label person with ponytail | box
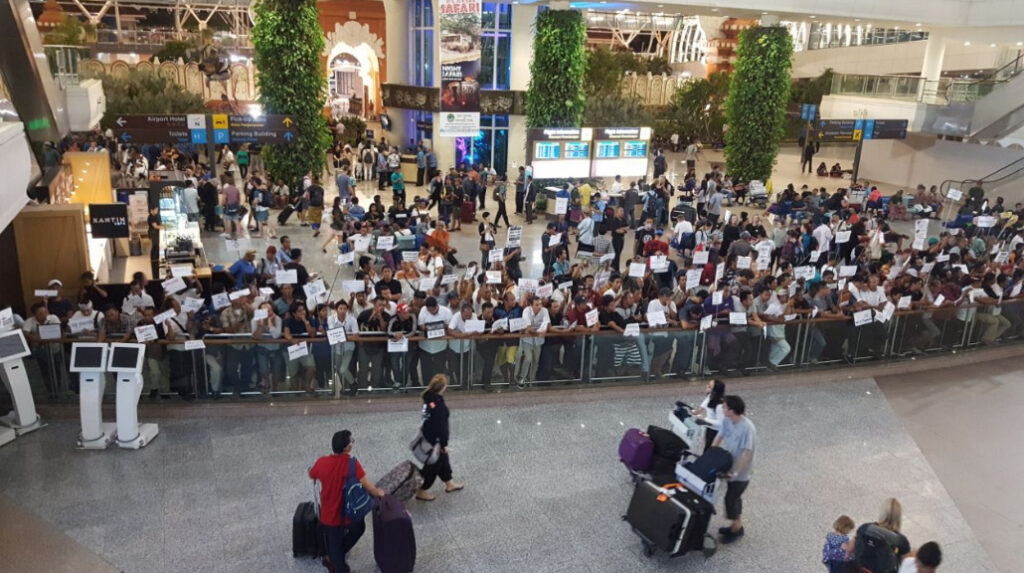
[694,378,726,452]
[415,374,465,501]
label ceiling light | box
[990,43,997,47]
[915,23,922,27]
[1017,41,1023,46]
[658,3,663,6]
[710,7,718,11]
[761,11,768,15]
[854,19,860,22]
[964,41,971,46]
[809,15,817,19]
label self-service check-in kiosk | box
[70,343,116,449]
[0,329,44,446]
[109,343,159,449]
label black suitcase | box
[292,501,324,558]
[278,205,296,225]
[625,480,716,559]
[647,425,686,462]
[682,447,733,484]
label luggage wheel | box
[702,534,717,558]
[642,541,655,558]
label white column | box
[382,0,411,147]
[510,4,537,91]
[921,31,946,87]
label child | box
[822,515,857,573]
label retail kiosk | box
[70,342,116,449]
[109,343,159,449]
[0,329,44,446]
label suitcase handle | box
[655,482,685,501]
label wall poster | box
[438,0,481,137]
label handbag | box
[409,429,441,466]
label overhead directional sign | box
[816,119,909,142]
[113,114,297,146]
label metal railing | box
[12,300,1024,405]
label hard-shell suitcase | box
[460,201,476,223]
[373,494,416,573]
[625,480,716,559]
[647,425,686,462]
[292,501,324,558]
[619,428,654,472]
[376,461,424,503]
[278,204,296,225]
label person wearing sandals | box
[415,374,465,501]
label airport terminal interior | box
[2,0,1024,571]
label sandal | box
[415,492,436,501]
[445,483,465,493]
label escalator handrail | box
[938,155,1024,194]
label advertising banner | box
[89,204,130,238]
[438,0,481,137]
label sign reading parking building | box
[113,114,297,146]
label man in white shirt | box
[813,220,833,254]
[610,175,623,194]
[672,218,694,246]
[418,296,453,381]
[898,541,942,573]
[181,180,201,222]
[516,296,549,387]
[121,280,155,318]
[646,287,678,378]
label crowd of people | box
[18,132,1024,401]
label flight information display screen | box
[622,141,647,158]
[534,142,560,160]
[564,142,589,159]
[596,141,620,158]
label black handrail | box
[939,154,1024,196]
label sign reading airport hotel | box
[438,0,481,137]
[113,114,296,145]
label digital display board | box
[622,141,648,158]
[564,142,590,159]
[534,142,560,160]
[596,141,620,158]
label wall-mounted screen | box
[534,142,561,160]
[564,142,589,159]
[623,141,647,158]
[596,141,620,158]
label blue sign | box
[801,104,818,121]
[213,129,230,144]
[190,129,207,144]
[863,120,876,140]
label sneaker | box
[719,528,744,543]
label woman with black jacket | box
[415,374,465,501]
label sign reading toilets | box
[438,0,481,137]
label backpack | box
[343,458,375,521]
[854,524,902,573]
[362,149,374,164]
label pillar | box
[920,31,946,92]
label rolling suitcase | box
[278,204,296,225]
[460,201,476,223]
[373,494,416,573]
[618,428,654,472]
[376,461,424,503]
[625,480,716,559]
[291,501,324,558]
[647,425,686,462]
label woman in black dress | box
[415,374,465,501]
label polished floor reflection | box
[0,376,994,572]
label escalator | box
[920,54,1024,140]
[937,155,1024,220]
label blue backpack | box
[343,458,374,521]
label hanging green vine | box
[251,0,331,185]
[526,10,587,128]
[724,26,794,183]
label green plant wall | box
[724,26,793,182]
[252,0,331,184]
[526,10,587,128]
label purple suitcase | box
[619,428,654,472]
[373,494,416,573]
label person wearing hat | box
[256,245,283,286]
[309,430,386,573]
[751,285,791,371]
[228,249,258,290]
[387,302,417,391]
[42,279,73,323]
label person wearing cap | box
[228,249,258,290]
[387,302,417,391]
[751,285,790,371]
[309,430,386,573]
[43,279,73,323]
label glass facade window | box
[456,115,509,175]
[479,2,512,90]
[409,0,434,87]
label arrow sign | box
[120,132,131,142]
[283,131,294,142]
[116,117,126,127]
[283,117,294,127]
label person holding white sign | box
[283,302,321,393]
[21,302,64,398]
[645,288,678,379]
[354,298,391,395]
[127,307,171,400]
[219,293,254,396]
[251,301,284,393]
[387,302,418,391]
[514,296,549,388]
[157,298,195,400]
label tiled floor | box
[0,376,995,572]
[878,357,1024,573]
